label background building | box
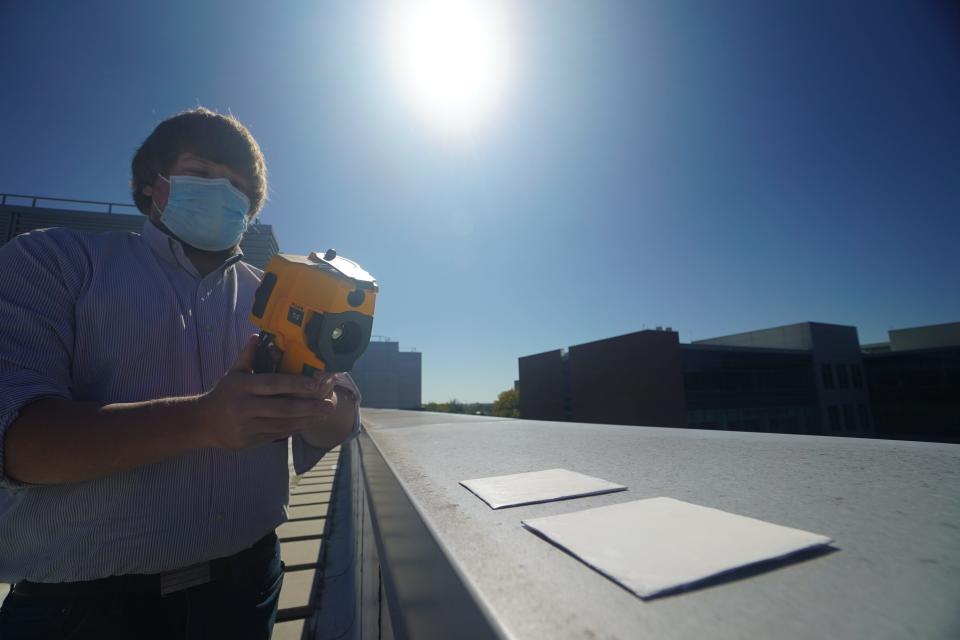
[350,338,422,409]
[860,322,960,441]
[518,350,566,421]
[681,343,821,435]
[1,193,279,269]
[692,322,872,436]
[568,330,687,428]
[519,321,960,441]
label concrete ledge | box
[356,409,960,640]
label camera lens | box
[331,322,362,355]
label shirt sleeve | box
[0,229,84,491]
[291,372,362,475]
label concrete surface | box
[359,409,960,639]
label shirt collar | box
[142,220,244,278]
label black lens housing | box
[304,310,374,372]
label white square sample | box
[460,468,627,509]
[523,497,833,598]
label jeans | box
[0,534,284,640]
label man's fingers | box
[317,379,336,399]
[246,431,299,448]
[247,397,335,419]
[312,371,336,385]
[245,373,327,397]
[324,390,338,412]
[230,335,260,373]
[251,416,325,435]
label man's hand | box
[196,336,340,450]
[4,336,354,486]
[300,378,360,450]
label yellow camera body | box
[249,249,378,376]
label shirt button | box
[214,512,225,522]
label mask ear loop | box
[151,173,171,215]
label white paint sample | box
[523,497,833,598]
[460,468,627,509]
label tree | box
[492,388,520,418]
[420,400,494,415]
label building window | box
[822,363,834,389]
[828,405,840,431]
[837,364,849,389]
[843,404,856,431]
[851,364,863,389]
[858,404,870,430]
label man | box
[0,108,360,639]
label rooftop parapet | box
[315,409,959,639]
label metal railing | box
[0,193,271,227]
[0,193,138,215]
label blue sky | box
[2,1,959,402]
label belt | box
[12,532,277,598]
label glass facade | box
[843,404,856,431]
[858,403,871,430]
[686,405,820,434]
[851,363,863,388]
[822,363,834,389]
[828,405,841,431]
[864,346,960,441]
[837,364,849,389]
[683,346,821,435]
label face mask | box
[154,174,251,251]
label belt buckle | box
[159,561,212,596]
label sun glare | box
[384,0,515,138]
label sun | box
[384,0,516,138]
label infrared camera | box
[249,249,378,375]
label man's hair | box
[131,107,267,217]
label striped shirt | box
[0,221,359,583]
